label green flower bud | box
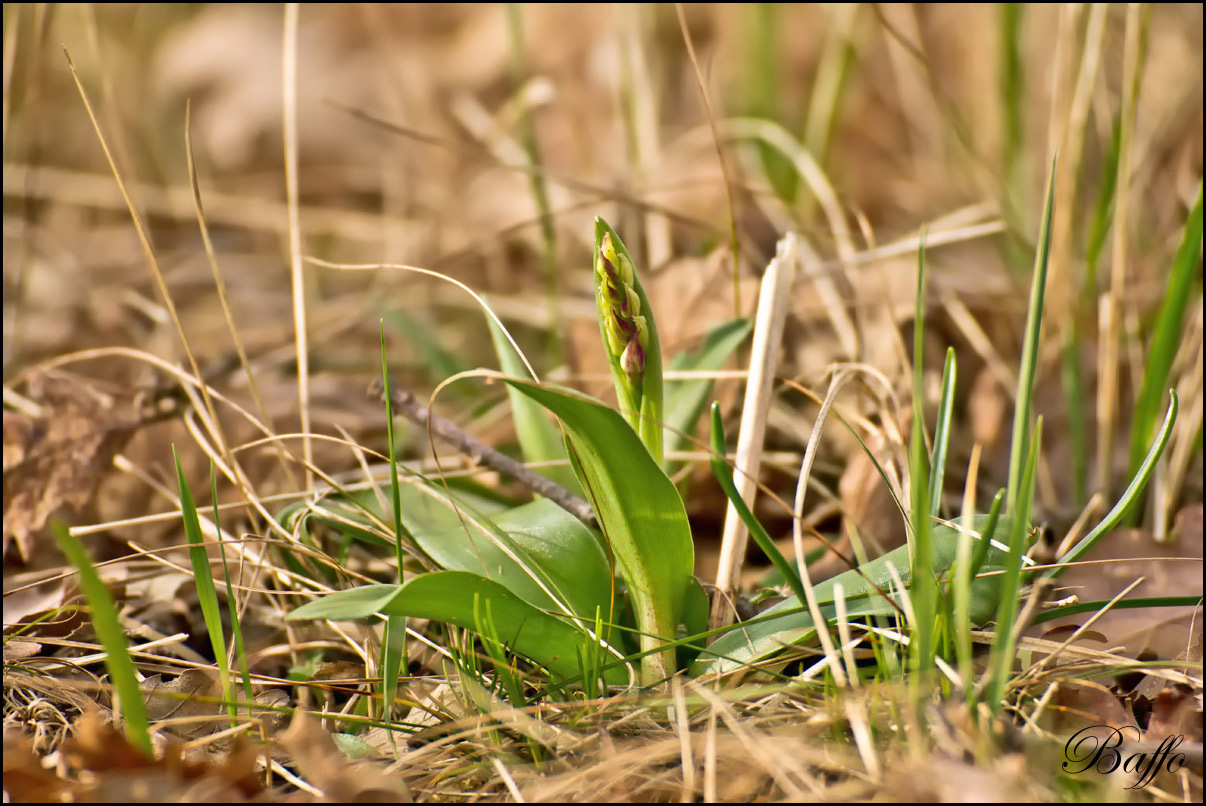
[593,217,663,466]
[620,335,645,378]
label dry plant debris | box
[3,3,1202,802]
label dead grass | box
[3,4,1202,802]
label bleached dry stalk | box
[708,233,800,631]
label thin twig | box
[370,379,596,526]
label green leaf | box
[1007,158,1055,513]
[175,451,234,722]
[1127,183,1202,491]
[665,318,753,462]
[502,378,694,684]
[287,571,629,685]
[692,515,1025,676]
[52,522,152,755]
[708,402,805,606]
[409,496,615,640]
[1046,391,1179,579]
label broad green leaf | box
[503,378,694,683]
[284,475,615,639]
[410,497,614,640]
[665,318,753,462]
[278,476,512,551]
[692,515,1027,676]
[287,571,629,685]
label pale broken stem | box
[282,3,312,490]
[709,233,800,631]
[371,379,596,526]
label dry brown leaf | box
[278,711,414,803]
[1050,680,1141,735]
[1037,517,1204,662]
[3,731,85,802]
[1143,683,1203,744]
[3,372,139,561]
[141,669,225,731]
[60,707,266,802]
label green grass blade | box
[742,3,795,202]
[1046,391,1179,579]
[506,2,561,362]
[709,402,805,606]
[928,348,957,517]
[379,614,405,725]
[209,466,252,707]
[1031,595,1204,624]
[380,323,408,580]
[51,522,152,756]
[1084,113,1122,284]
[1060,330,1089,506]
[910,232,937,681]
[999,3,1027,224]
[1007,158,1056,514]
[173,448,234,723]
[379,324,408,733]
[986,418,1043,714]
[1126,183,1203,494]
[953,489,1006,702]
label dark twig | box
[369,379,596,526]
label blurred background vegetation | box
[3,4,1201,799]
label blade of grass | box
[52,522,152,756]
[1046,391,1179,579]
[928,347,956,516]
[742,3,795,202]
[1084,113,1122,287]
[999,3,1027,230]
[173,447,234,724]
[1031,595,1204,624]
[664,318,753,466]
[1126,183,1203,499]
[208,466,252,708]
[954,488,1006,704]
[378,325,407,732]
[1060,329,1088,506]
[985,417,1043,714]
[709,402,805,606]
[1007,158,1056,513]
[909,233,937,685]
